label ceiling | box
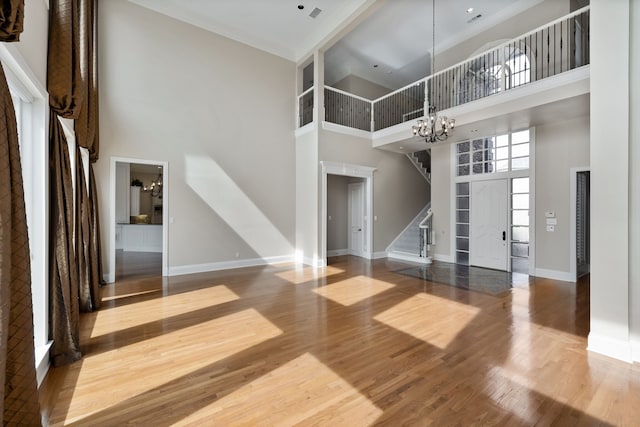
[129,0,543,91]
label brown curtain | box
[48,0,102,366]
[48,0,84,366]
[75,0,102,311]
[0,1,42,425]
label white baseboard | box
[168,254,296,277]
[587,332,633,363]
[632,340,640,363]
[327,249,349,257]
[433,254,454,263]
[534,268,573,282]
[103,272,115,284]
[35,341,52,387]
[387,251,432,265]
[370,251,388,259]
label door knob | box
[502,231,506,241]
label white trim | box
[370,251,388,259]
[325,85,372,103]
[528,127,536,276]
[320,161,376,268]
[632,340,640,363]
[322,121,371,139]
[387,252,432,265]
[35,341,52,387]
[434,254,454,263]
[569,166,590,282]
[168,254,296,277]
[0,44,47,99]
[327,249,349,257]
[295,122,315,137]
[108,157,169,283]
[534,268,573,282]
[303,256,327,268]
[587,332,633,363]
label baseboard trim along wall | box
[387,251,431,264]
[534,268,573,282]
[327,249,349,257]
[370,251,388,259]
[433,254,454,263]
[587,332,633,363]
[632,341,640,363]
[168,255,296,276]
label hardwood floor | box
[39,256,639,426]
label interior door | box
[348,182,364,256]
[470,179,508,270]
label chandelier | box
[412,0,455,144]
[143,169,163,198]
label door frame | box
[570,166,590,282]
[108,156,169,282]
[320,161,376,266]
[347,181,365,257]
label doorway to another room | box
[326,174,366,258]
[110,158,169,283]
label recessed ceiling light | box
[298,4,304,10]
[373,64,379,68]
[466,7,474,13]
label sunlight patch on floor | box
[374,294,480,349]
[174,352,382,426]
[60,309,282,425]
[276,265,345,285]
[90,284,240,338]
[313,275,395,306]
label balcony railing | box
[324,87,371,131]
[302,6,590,133]
[298,87,314,127]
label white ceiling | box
[129,0,543,91]
[128,0,371,61]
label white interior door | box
[470,179,508,270]
[348,182,364,256]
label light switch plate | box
[546,225,555,232]
[546,218,557,225]
[545,211,556,218]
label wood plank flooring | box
[39,256,640,426]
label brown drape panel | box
[0,1,42,424]
[75,0,102,312]
[48,0,84,366]
[49,115,82,366]
[48,0,103,366]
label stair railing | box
[419,208,433,259]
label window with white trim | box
[456,130,530,177]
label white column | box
[588,0,632,362]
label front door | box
[348,182,364,256]
[470,179,508,270]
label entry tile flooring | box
[395,261,531,297]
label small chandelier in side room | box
[412,0,455,144]
[143,168,163,198]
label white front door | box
[470,179,508,270]
[348,182,364,256]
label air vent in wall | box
[467,13,482,24]
[309,7,322,18]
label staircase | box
[387,203,432,264]
[407,149,431,183]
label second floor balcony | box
[297,6,590,152]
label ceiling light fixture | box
[412,0,455,144]
[143,167,163,198]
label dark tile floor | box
[394,261,531,296]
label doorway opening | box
[321,162,376,266]
[109,157,169,283]
[571,168,590,280]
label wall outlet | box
[546,225,555,232]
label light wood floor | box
[39,256,639,426]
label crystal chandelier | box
[412,0,455,144]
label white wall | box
[98,0,296,274]
[535,117,590,276]
[295,129,319,264]
[318,129,429,252]
[588,0,632,362]
[430,143,452,261]
[13,0,48,86]
[630,0,640,362]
